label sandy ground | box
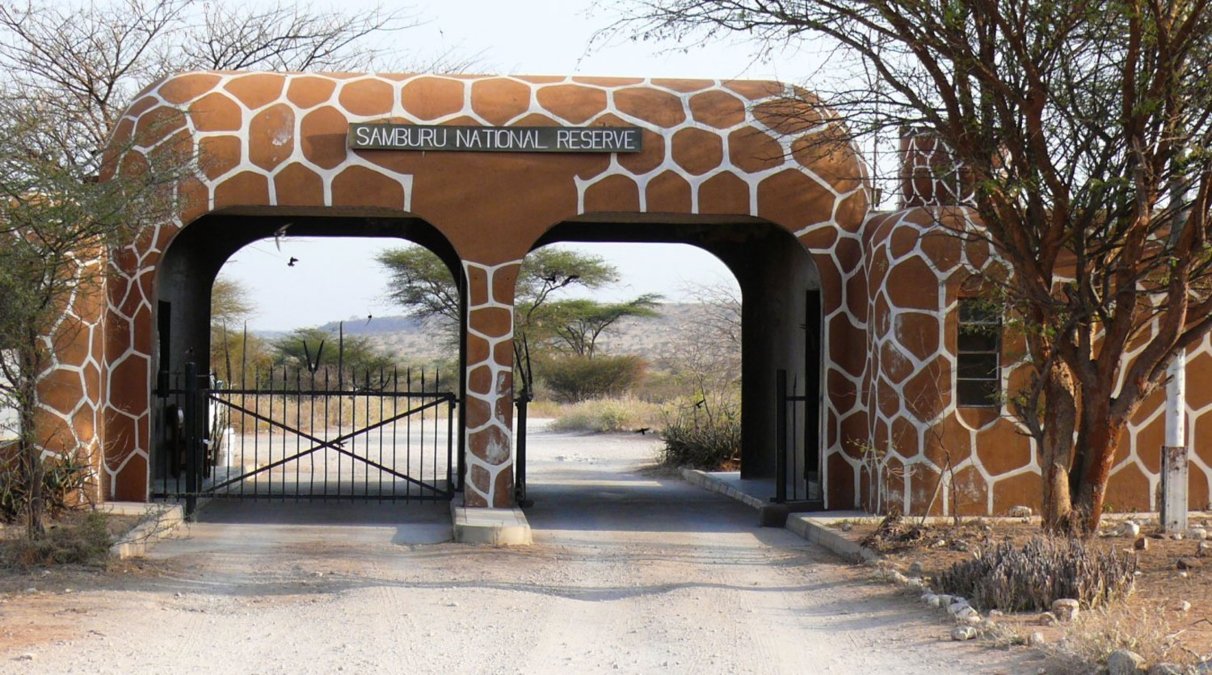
[0,422,1045,674]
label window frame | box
[955,298,1001,408]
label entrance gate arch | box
[80,72,869,511]
[152,216,465,510]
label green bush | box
[659,399,741,469]
[539,354,647,403]
[935,536,1137,612]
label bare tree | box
[619,1,1212,534]
[179,1,411,72]
[0,1,415,168]
[0,0,426,537]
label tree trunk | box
[1040,371,1077,532]
[19,371,44,539]
[1071,396,1125,535]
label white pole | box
[1162,351,1188,533]
[1165,351,1186,448]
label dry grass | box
[217,393,452,435]
[837,518,1212,671]
[0,511,123,569]
[1046,604,1201,671]
[539,397,664,433]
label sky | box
[221,0,835,331]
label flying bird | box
[365,314,373,325]
[288,257,299,267]
[273,222,293,251]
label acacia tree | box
[538,295,662,358]
[623,0,1212,533]
[0,0,416,536]
[378,246,660,394]
[379,246,623,336]
[0,99,181,536]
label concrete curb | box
[451,503,533,545]
[680,468,767,510]
[786,515,881,564]
[106,502,185,560]
[681,469,884,562]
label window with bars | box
[956,299,1001,407]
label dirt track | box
[0,425,1044,674]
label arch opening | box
[151,214,466,504]
[518,217,823,505]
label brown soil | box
[835,515,1212,666]
[0,514,155,658]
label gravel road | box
[0,423,1044,674]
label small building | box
[25,71,1212,517]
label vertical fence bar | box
[791,376,801,502]
[363,368,371,498]
[446,394,455,498]
[253,365,262,500]
[515,395,528,505]
[183,362,200,517]
[775,368,788,504]
[431,368,441,494]
[406,367,413,502]
[293,368,300,499]
[307,369,315,498]
[421,368,431,494]
[378,366,385,502]
[279,365,287,500]
[322,369,330,498]
[392,367,400,501]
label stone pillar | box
[462,260,518,508]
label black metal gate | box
[774,368,824,508]
[154,362,458,514]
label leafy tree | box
[207,276,275,386]
[622,0,1212,533]
[272,327,399,379]
[378,247,464,325]
[211,277,254,327]
[0,0,419,537]
[535,294,662,358]
[0,100,182,537]
[378,245,620,330]
[379,245,662,396]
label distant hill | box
[316,315,428,335]
[280,304,713,363]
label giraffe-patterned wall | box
[34,71,1206,514]
[851,138,1212,516]
[76,72,869,507]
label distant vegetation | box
[211,250,743,470]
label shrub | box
[1,510,113,568]
[539,354,647,403]
[659,398,741,469]
[935,536,1137,612]
[547,397,664,433]
[0,452,93,523]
